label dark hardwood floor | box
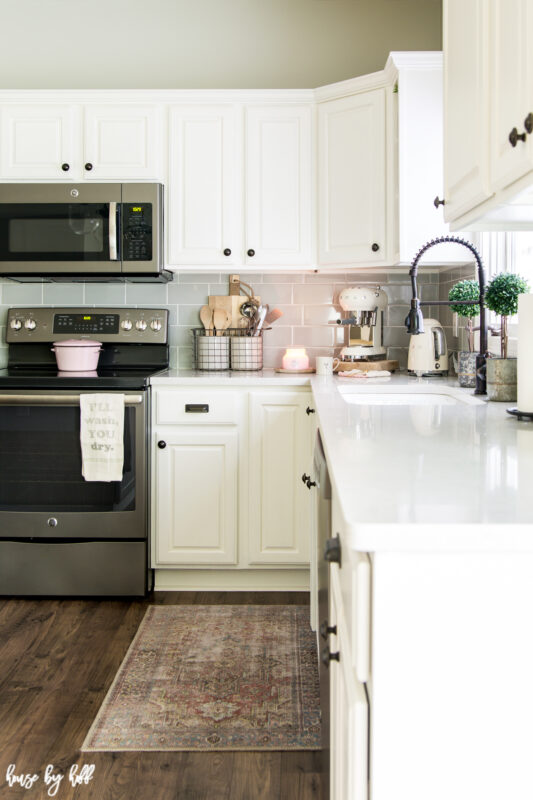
[0,592,323,800]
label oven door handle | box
[109,201,119,261]
[0,394,144,405]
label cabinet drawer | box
[155,390,238,425]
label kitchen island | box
[309,372,533,800]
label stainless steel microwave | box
[0,183,171,282]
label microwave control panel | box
[122,204,153,261]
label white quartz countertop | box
[311,374,533,552]
[150,368,312,386]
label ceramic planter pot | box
[486,357,517,402]
[454,351,477,388]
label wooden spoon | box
[200,305,214,335]
[213,307,231,336]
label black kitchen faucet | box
[405,235,488,395]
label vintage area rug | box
[82,605,321,751]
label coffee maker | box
[336,287,388,361]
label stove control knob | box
[10,318,22,330]
[150,319,162,332]
[24,318,36,330]
[121,319,133,331]
[136,320,147,331]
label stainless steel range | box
[0,306,169,597]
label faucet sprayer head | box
[405,299,424,334]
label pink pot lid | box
[52,339,102,348]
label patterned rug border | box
[81,604,321,753]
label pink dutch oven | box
[51,339,103,372]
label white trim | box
[154,568,310,591]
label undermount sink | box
[337,384,485,406]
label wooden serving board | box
[208,295,261,329]
[336,359,399,372]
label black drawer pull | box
[320,620,337,640]
[324,534,341,566]
[321,645,340,668]
[185,404,209,413]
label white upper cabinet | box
[82,105,161,180]
[0,100,161,182]
[0,105,76,179]
[168,104,240,266]
[167,101,313,268]
[244,105,313,266]
[489,0,533,192]
[443,0,492,223]
[318,89,387,266]
[444,0,533,229]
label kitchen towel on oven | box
[79,394,125,482]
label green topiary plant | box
[485,272,529,358]
[448,279,480,352]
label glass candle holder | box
[282,348,309,370]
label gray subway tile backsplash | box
[0,268,472,370]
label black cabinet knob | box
[84,162,93,171]
[306,478,317,490]
[525,113,533,134]
[371,242,380,252]
[321,645,340,668]
[306,406,315,415]
[157,440,167,449]
[433,196,445,209]
[509,127,527,147]
[247,249,255,257]
[223,248,231,256]
[320,620,337,640]
[324,534,341,566]
[301,473,310,484]
[61,163,70,171]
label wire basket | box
[191,329,263,371]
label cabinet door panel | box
[0,105,76,179]
[245,105,312,266]
[154,429,238,565]
[489,0,533,192]
[83,105,161,180]
[318,89,386,265]
[443,0,492,221]
[168,105,239,266]
[248,392,312,564]
[330,564,369,800]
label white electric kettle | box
[407,318,448,376]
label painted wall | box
[0,0,442,89]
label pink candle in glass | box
[282,348,309,370]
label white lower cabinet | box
[329,563,369,800]
[248,391,313,564]
[154,428,239,565]
[327,508,533,799]
[151,385,313,588]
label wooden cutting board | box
[336,359,399,372]
[208,295,261,329]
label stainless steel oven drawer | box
[0,540,147,596]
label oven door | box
[0,390,147,540]
[0,183,121,274]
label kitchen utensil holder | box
[192,329,263,371]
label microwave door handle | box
[109,202,118,261]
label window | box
[474,231,533,354]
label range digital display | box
[53,313,119,335]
